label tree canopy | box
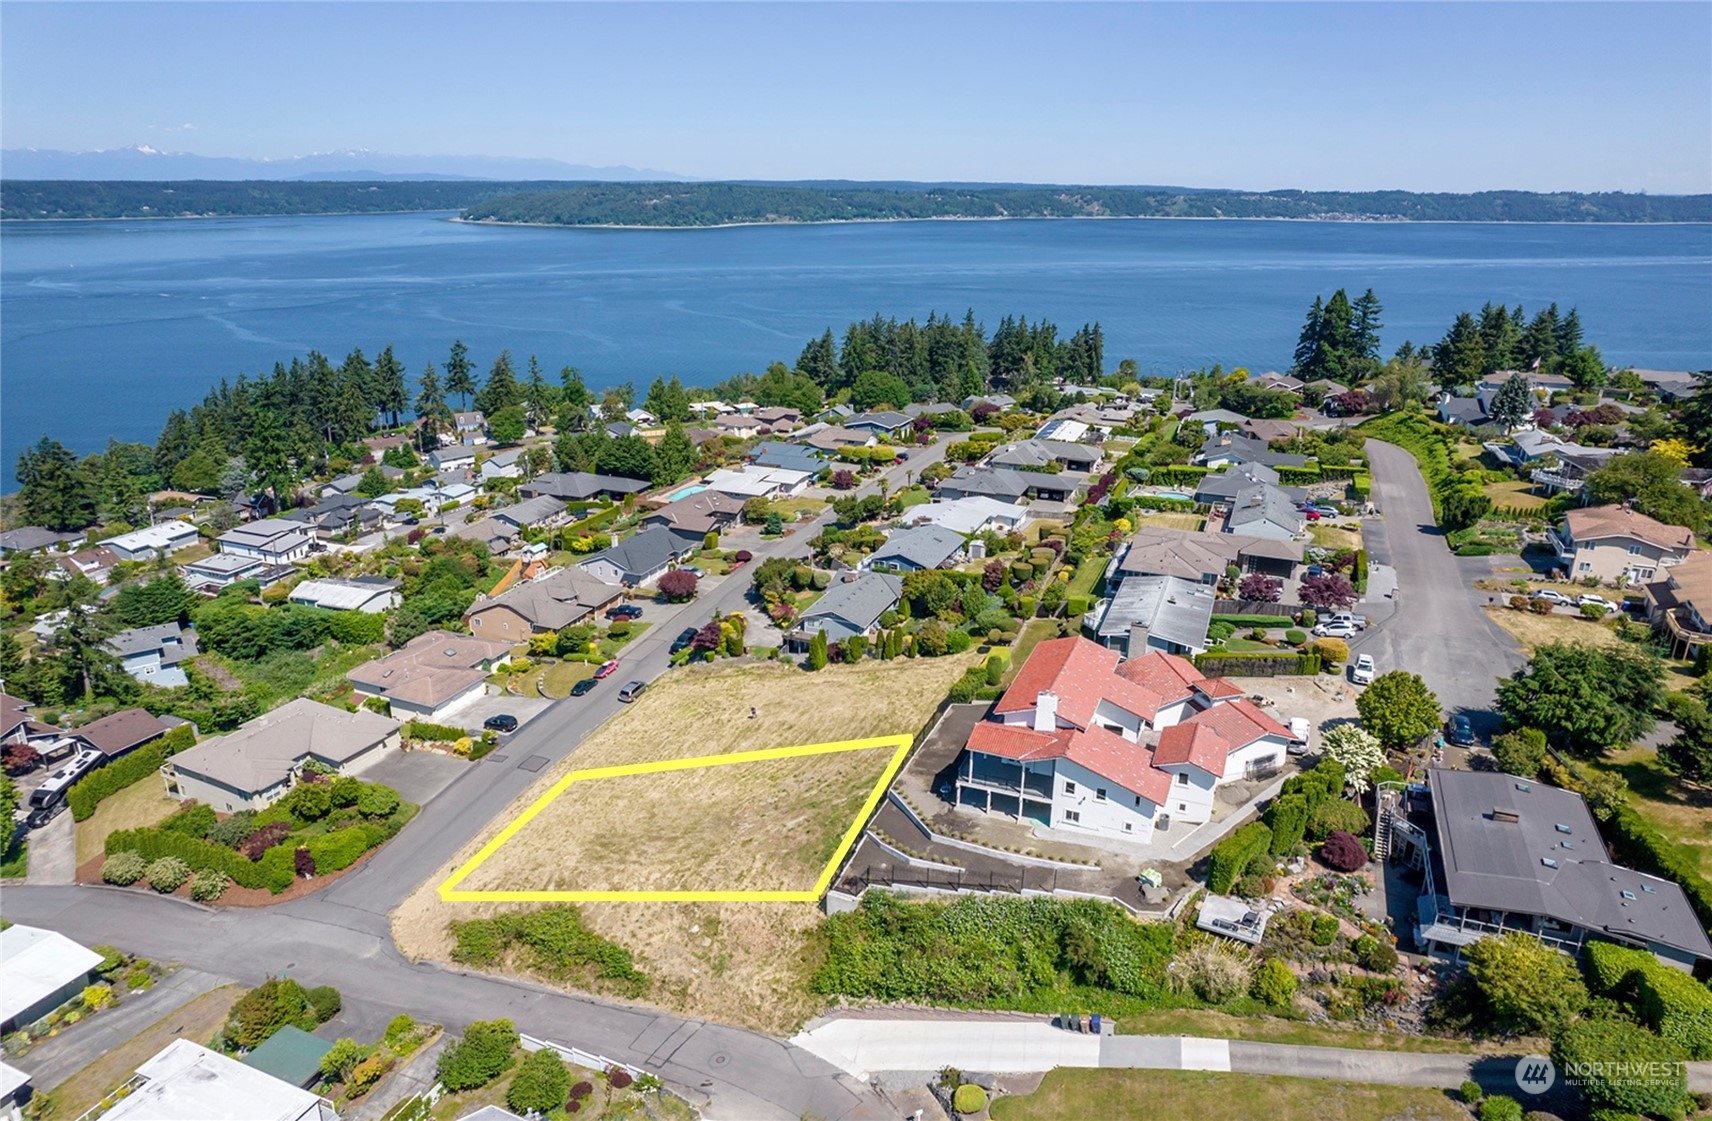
[1495,642,1664,755]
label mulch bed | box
[73,842,385,908]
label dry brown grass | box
[990,1069,1469,1121]
[76,779,180,865]
[1131,511,1205,531]
[1307,523,1364,552]
[1482,479,1549,511]
[48,986,243,1116]
[392,654,976,1033]
[1484,606,1623,654]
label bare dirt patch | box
[392,654,977,1033]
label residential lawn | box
[1130,511,1204,531]
[597,622,650,657]
[1066,560,1105,599]
[772,495,831,520]
[1115,1008,1525,1054]
[392,654,979,1034]
[402,1057,694,1121]
[1482,479,1549,511]
[894,485,932,509]
[1308,523,1364,552]
[76,778,180,865]
[1483,606,1623,655]
[1586,744,1712,883]
[1219,638,1277,653]
[1002,619,1060,686]
[45,986,244,1118]
[0,838,26,879]
[539,660,595,699]
[694,549,733,575]
[171,542,216,566]
[990,1069,1468,1121]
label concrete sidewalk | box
[19,967,228,1088]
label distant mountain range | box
[0,145,685,182]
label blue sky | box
[3,2,1708,193]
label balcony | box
[1545,527,1576,566]
[1658,606,1712,659]
[1529,467,1585,495]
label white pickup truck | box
[1325,612,1368,631]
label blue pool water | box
[1151,492,1194,502]
[669,484,708,501]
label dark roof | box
[750,442,824,472]
[73,708,169,757]
[0,527,76,552]
[846,410,911,431]
[106,622,200,666]
[937,465,1032,500]
[583,526,685,581]
[1429,769,1712,960]
[520,472,650,501]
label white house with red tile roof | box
[955,636,1292,840]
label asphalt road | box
[1,444,950,1121]
[1352,440,1524,738]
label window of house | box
[1178,803,1187,812]
[1628,545,1643,555]
[1134,795,1143,807]
[1095,788,1107,801]
[1063,781,1076,795]
[1123,822,1132,832]
[1064,810,1080,823]
[1578,563,1591,572]
[1176,772,1189,785]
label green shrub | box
[160,803,217,838]
[189,870,227,902]
[1459,1079,1483,1104]
[1492,727,1548,779]
[448,907,648,998]
[952,1084,988,1114]
[1553,1016,1690,1118]
[145,857,190,893]
[92,945,125,974]
[305,985,341,1023]
[329,777,362,807]
[506,1047,570,1113]
[1251,959,1298,1006]
[101,851,146,886]
[1284,629,1306,646]
[307,826,383,873]
[1310,914,1340,946]
[1634,962,1712,1058]
[1584,941,1658,996]
[1352,934,1398,973]
[1477,1095,1522,1121]
[1603,804,1712,930]
[223,977,318,1050]
[281,782,332,822]
[436,1018,519,1092]
[1263,794,1307,854]
[401,721,469,743]
[1307,799,1370,841]
[357,783,400,818]
[106,826,293,893]
[207,811,257,848]
[1207,822,1272,895]
[384,1013,419,1052]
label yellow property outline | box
[437,734,912,903]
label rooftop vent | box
[1515,782,1533,792]
[1492,808,1521,823]
[1620,890,1637,901]
[1554,823,1573,834]
[1541,857,1559,869]
[1641,884,1657,894]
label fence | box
[520,1033,645,1080]
[1212,600,1297,617]
[836,863,1068,897]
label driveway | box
[438,691,553,735]
[19,965,227,1088]
[358,749,471,808]
[24,808,75,885]
[1351,441,1525,740]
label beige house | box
[1645,551,1712,660]
[1549,506,1696,584]
[345,630,513,721]
[163,699,400,813]
[464,564,623,639]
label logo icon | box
[1515,1054,1556,1094]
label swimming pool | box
[668,484,708,501]
[1151,492,1193,502]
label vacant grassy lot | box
[1308,522,1364,552]
[990,1069,1468,1121]
[394,654,977,1032]
[1588,744,1712,883]
[1484,606,1622,654]
[1482,478,1549,511]
[1131,511,1204,531]
[76,778,180,865]
[47,986,243,1117]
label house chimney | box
[1034,691,1058,732]
[1128,623,1151,659]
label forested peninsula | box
[3,179,1707,223]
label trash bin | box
[1090,1014,1102,1035]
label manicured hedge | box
[1208,821,1272,894]
[106,826,295,893]
[1603,803,1712,930]
[1263,793,1307,854]
[1194,653,1320,677]
[402,721,470,742]
[306,825,387,873]
[67,725,197,821]
[1147,465,1211,486]
[1276,466,1323,485]
[1214,614,1300,627]
[1635,961,1712,1058]
[1584,941,1657,996]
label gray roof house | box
[578,526,693,587]
[449,516,518,553]
[988,439,1101,472]
[961,394,1016,411]
[519,472,650,502]
[1437,392,1489,428]
[164,698,401,813]
[861,524,967,572]
[288,577,401,613]
[1413,768,1712,970]
[0,528,78,554]
[492,495,568,531]
[1193,462,1281,504]
[106,623,200,689]
[465,564,623,638]
[1183,408,1249,433]
[750,442,825,474]
[934,465,1032,503]
[429,445,478,471]
[1224,484,1304,541]
[1091,574,1216,656]
[477,447,528,482]
[216,520,314,563]
[1194,434,1310,470]
[844,410,913,437]
[792,572,904,646]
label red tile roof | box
[994,636,1173,725]
[1153,722,1230,773]
[966,721,1070,763]
[1113,650,1205,702]
[1184,697,1291,746]
[1196,677,1245,699]
[1062,725,1172,804]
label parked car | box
[25,801,66,830]
[1310,504,1340,517]
[1312,620,1358,639]
[670,627,698,654]
[1286,717,1312,755]
[1302,509,1322,521]
[570,677,599,697]
[1351,654,1376,685]
[1577,593,1615,611]
[484,714,518,734]
[1326,612,1368,631]
[617,680,647,703]
[606,604,644,621]
[1306,564,1325,577]
[1529,589,1573,606]
[1447,714,1476,746]
[593,659,621,679]
[682,566,707,579]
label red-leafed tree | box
[1319,830,1368,871]
[831,469,858,491]
[1238,574,1282,602]
[2,743,40,775]
[657,569,699,602]
[981,559,1005,592]
[690,619,724,653]
[1299,572,1358,609]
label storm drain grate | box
[487,754,509,763]
[519,755,550,773]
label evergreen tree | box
[415,362,452,451]
[1431,312,1486,388]
[558,367,590,428]
[15,437,97,531]
[444,340,476,410]
[1292,296,1324,376]
[595,435,657,481]
[807,630,829,671]
[372,345,408,427]
[153,408,196,480]
[523,356,553,429]
[1489,372,1533,431]
[356,467,391,498]
[1556,307,1584,357]
[474,350,521,416]
[1350,288,1384,372]
[1518,304,1561,370]
[1477,303,1519,374]
[652,422,696,486]
[797,329,840,389]
[1315,289,1356,380]
[1675,372,1712,467]
[244,408,294,512]
[644,375,692,423]
[1561,344,1608,392]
